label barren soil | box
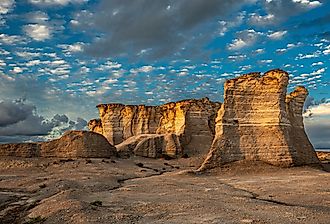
[0,156,329,224]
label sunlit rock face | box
[89,98,221,158]
[199,69,320,170]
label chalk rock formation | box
[40,131,117,158]
[0,131,116,158]
[199,69,320,170]
[116,134,182,158]
[89,98,220,158]
[0,143,40,158]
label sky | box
[0,0,329,148]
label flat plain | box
[0,156,329,224]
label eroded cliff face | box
[199,69,319,170]
[89,98,221,157]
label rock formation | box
[40,131,117,158]
[0,143,40,158]
[116,134,182,158]
[199,69,320,170]
[0,131,116,158]
[89,98,221,158]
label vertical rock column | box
[199,69,320,170]
[286,87,320,165]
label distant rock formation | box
[89,98,221,158]
[199,69,320,170]
[0,131,116,158]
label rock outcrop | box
[0,143,40,158]
[116,134,182,158]
[89,98,221,158]
[40,131,117,158]
[0,131,116,158]
[199,69,320,170]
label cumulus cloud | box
[0,100,34,127]
[248,13,275,26]
[0,99,88,143]
[218,12,245,36]
[267,30,287,40]
[249,0,322,26]
[23,24,52,41]
[0,33,25,45]
[304,99,330,148]
[227,29,262,51]
[76,0,255,60]
[0,0,15,14]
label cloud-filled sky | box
[0,0,329,148]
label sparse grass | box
[24,216,47,224]
[90,200,102,206]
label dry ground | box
[0,156,329,224]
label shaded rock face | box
[40,131,117,158]
[200,70,320,170]
[90,98,221,158]
[116,134,182,158]
[0,143,40,158]
[0,131,116,158]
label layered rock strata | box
[0,131,116,158]
[89,98,221,158]
[199,69,320,170]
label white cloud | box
[267,30,287,40]
[0,0,15,14]
[218,13,245,36]
[259,59,273,64]
[311,62,323,66]
[249,13,275,26]
[16,51,41,58]
[26,60,41,66]
[304,101,330,117]
[296,52,320,59]
[0,33,24,45]
[130,65,154,73]
[311,68,325,76]
[292,0,322,8]
[26,11,49,23]
[96,61,122,71]
[276,42,302,53]
[23,24,51,41]
[28,0,88,6]
[12,66,23,74]
[254,48,265,54]
[228,54,247,61]
[57,42,84,55]
[323,45,330,55]
[228,29,262,51]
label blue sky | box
[0,0,329,148]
